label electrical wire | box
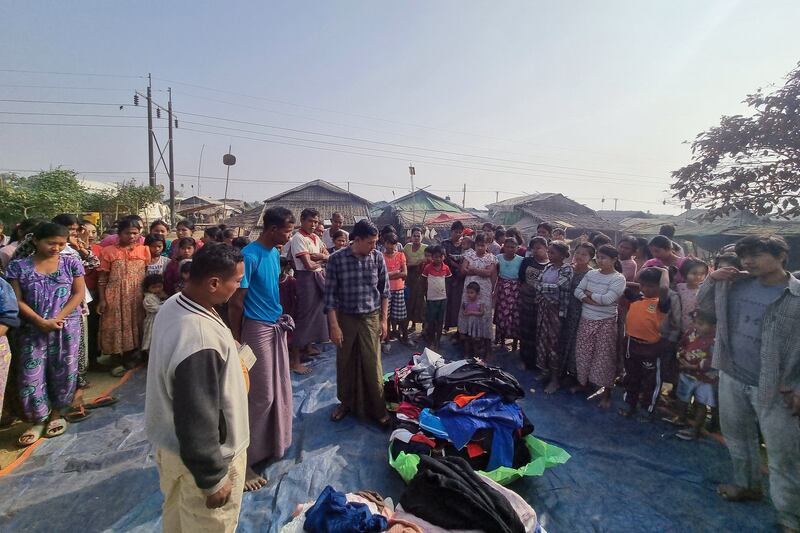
[0,68,144,79]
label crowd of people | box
[0,210,798,532]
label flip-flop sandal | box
[65,405,93,423]
[17,423,46,447]
[45,418,67,438]
[110,366,127,378]
[85,395,119,410]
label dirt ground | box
[0,370,122,470]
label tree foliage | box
[0,170,163,222]
[672,62,800,220]
[0,169,87,220]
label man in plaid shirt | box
[325,220,390,427]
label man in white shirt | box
[322,212,348,249]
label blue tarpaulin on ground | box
[0,341,777,532]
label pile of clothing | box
[281,463,541,532]
[385,349,549,479]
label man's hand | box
[329,324,343,347]
[97,300,107,315]
[710,266,748,282]
[205,478,232,509]
[779,385,800,417]
[380,318,388,341]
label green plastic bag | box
[388,434,570,485]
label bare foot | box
[291,362,312,375]
[544,379,559,394]
[244,466,268,492]
[305,344,321,356]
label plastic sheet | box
[0,341,779,532]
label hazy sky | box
[2,1,800,213]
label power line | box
[0,121,153,129]
[0,68,144,79]
[0,98,129,107]
[179,125,666,187]
[0,83,142,92]
[0,111,144,120]
[174,109,667,181]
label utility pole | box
[614,198,618,211]
[197,144,205,197]
[495,191,499,204]
[222,147,236,224]
[409,164,416,228]
[147,73,155,186]
[167,87,176,227]
[462,183,466,209]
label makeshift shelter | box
[225,179,372,238]
[623,209,800,268]
[488,193,620,240]
[374,189,486,240]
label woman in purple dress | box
[6,223,85,446]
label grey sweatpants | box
[719,371,800,530]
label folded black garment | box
[431,363,525,407]
[400,455,525,533]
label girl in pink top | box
[383,233,409,345]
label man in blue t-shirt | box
[698,235,800,533]
[229,207,295,494]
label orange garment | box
[453,391,485,407]
[384,251,407,291]
[625,296,665,344]
[98,244,150,354]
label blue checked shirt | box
[325,247,389,315]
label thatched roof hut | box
[224,179,372,237]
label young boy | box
[383,233,409,346]
[619,267,672,419]
[421,246,451,349]
[673,309,717,440]
[164,237,196,295]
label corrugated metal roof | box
[487,192,559,210]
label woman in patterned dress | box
[457,234,498,357]
[97,218,150,376]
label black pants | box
[621,337,663,413]
[86,300,101,368]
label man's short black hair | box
[537,222,553,233]
[263,207,295,230]
[300,208,319,221]
[659,224,676,239]
[482,222,494,231]
[450,221,465,232]
[52,213,79,227]
[734,235,790,265]
[189,242,243,281]
[351,220,378,239]
[494,228,506,241]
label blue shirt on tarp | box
[240,241,282,323]
[436,394,523,471]
[304,485,388,533]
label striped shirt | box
[325,246,389,314]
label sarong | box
[405,264,426,323]
[575,316,618,388]
[518,285,537,369]
[242,318,292,465]
[493,278,520,339]
[0,336,10,415]
[293,270,328,347]
[444,275,465,329]
[535,294,563,374]
[337,311,386,420]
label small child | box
[328,230,348,255]
[620,267,672,419]
[164,237,195,295]
[421,245,451,349]
[141,273,166,357]
[175,260,192,294]
[383,233,409,345]
[145,235,170,276]
[461,281,485,358]
[675,259,709,334]
[279,257,309,375]
[673,310,717,440]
